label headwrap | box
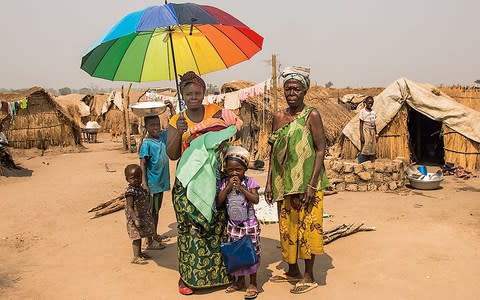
[179,71,206,94]
[281,66,311,90]
[225,145,250,169]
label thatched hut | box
[340,78,480,170]
[0,87,81,149]
[221,80,255,94]
[94,87,177,135]
[55,94,94,126]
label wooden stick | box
[87,194,124,212]
[323,223,376,245]
[90,199,126,219]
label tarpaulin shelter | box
[340,78,480,170]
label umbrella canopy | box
[81,3,263,83]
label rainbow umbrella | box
[81,2,263,99]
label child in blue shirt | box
[139,103,174,249]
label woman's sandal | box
[153,234,171,242]
[290,281,318,294]
[225,284,243,293]
[244,286,259,299]
[130,256,148,265]
[145,241,166,250]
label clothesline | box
[1,98,29,118]
[143,78,273,111]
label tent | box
[0,87,81,149]
[340,78,480,170]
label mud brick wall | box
[324,159,407,192]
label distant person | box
[358,96,377,163]
[217,146,260,299]
[0,122,17,169]
[265,66,329,294]
[139,100,175,250]
[123,164,155,264]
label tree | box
[79,87,92,94]
[325,81,334,88]
[59,87,71,95]
[206,83,219,95]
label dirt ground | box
[1,133,479,300]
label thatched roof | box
[221,80,255,93]
[0,87,82,149]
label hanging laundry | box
[20,97,28,109]
[224,91,240,110]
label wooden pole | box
[272,54,278,113]
[122,84,133,151]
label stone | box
[358,184,368,192]
[336,182,346,191]
[354,164,364,174]
[374,161,385,172]
[374,172,384,182]
[392,172,400,181]
[330,177,345,184]
[367,183,378,191]
[358,171,372,181]
[389,181,398,190]
[346,184,358,192]
[378,183,389,192]
[384,163,393,173]
[362,161,374,170]
[344,174,357,183]
[332,161,343,172]
[344,163,354,173]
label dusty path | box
[1,134,479,299]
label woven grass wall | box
[443,125,480,171]
[3,92,80,149]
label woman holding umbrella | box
[167,71,243,295]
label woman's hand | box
[176,112,188,133]
[134,219,142,228]
[264,182,273,205]
[303,185,316,205]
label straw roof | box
[0,87,81,149]
[221,80,254,93]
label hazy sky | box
[1,0,479,90]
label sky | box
[0,0,479,90]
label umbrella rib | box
[179,26,201,75]
[210,25,249,62]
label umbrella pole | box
[168,28,184,111]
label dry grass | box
[443,125,480,171]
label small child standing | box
[217,146,261,300]
[139,108,173,250]
[124,164,155,264]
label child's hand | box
[164,100,175,115]
[141,182,149,193]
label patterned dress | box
[170,104,235,288]
[124,184,155,240]
[269,106,329,264]
[220,177,261,276]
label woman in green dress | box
[167,71,242,295]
